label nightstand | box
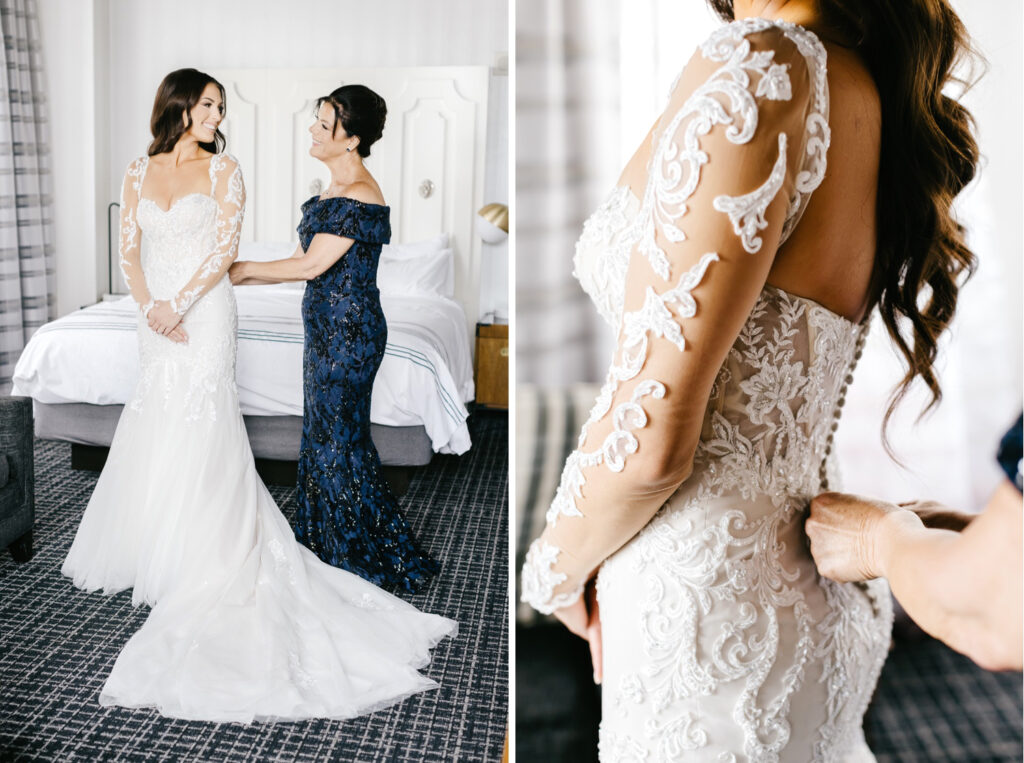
[475,322,509,409]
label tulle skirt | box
[62,357,456,723]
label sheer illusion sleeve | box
[169,155,246,316]
[118,157,152,311]
[521,24,826,614]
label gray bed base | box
[33,402,435,467]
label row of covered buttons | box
[818,324,869,490]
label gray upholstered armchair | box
[0,396,34,562]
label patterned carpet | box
[0,412,508,763]
[866,634,1023,762]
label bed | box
[14,255,473,461]
[11,65,490,474]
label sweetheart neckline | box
[139,193,216,214]
[606,184,864,328]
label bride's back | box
[769,42,881,323]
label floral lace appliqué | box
[713,132,788,254]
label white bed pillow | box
[378,237,454,299]
[381,234,449,261]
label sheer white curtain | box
[617,1,719,160]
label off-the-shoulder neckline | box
[304,194,389,210]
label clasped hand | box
[146,300,188,344]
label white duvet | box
[12,285,474,455]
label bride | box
[61,67,456,722]
[520,0,978,759]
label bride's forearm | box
[527,453,694,611]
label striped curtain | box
[0,0,54,384]
[515,0,620,385]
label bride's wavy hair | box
[148,68,227,156]
[707,0,981,445]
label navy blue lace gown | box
[293,195,440,593]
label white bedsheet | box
[12,285,474,454]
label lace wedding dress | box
[62,153,456,722]
[521,19,892,761]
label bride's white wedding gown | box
[521,19,891,762]
[62,152,456,723]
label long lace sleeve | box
[169,154,245,316]
[521,21,828,614]
[118,157,152,310]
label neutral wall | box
[105,0,508,195]
[38,0,508,318]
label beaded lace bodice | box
[138,193,223,303]
[520,18,892,762]
[117,153,246,421]
[578,187,865,504]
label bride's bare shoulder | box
[826,44,881,123]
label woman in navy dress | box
[230,85,439,593]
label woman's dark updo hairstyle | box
[707,0,981,447]
[316,84,387,158]
[148,68,226,157]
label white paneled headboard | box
[212,66,489,338]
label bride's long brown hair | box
[148,68,227,157]
[707,0,981,444]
